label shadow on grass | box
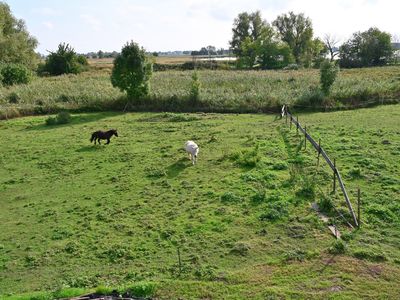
[167,157,190,178]
[76,145,107,152]
[25,112,123,131]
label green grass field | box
[0,104,399,299]
[1,66,400,119]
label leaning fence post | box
[290,114,292,130]
[333,158,336,193]
[304,125,307,150]
[317,138,321,167]
[357,188,361,228]
[296,116,299,135]
[285,108,288,125]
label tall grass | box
[1,66,399,119]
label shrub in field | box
[318,195,333,213]
[0,63,31,86]
[124,282,156,297]
[56,111,72,124]
[7,92,20,104]
[320,60,339,95]
[221,191,242,203]
[111,41,153,101]
[42,43,86,76]
[259,201,289,221]
[328,239,346,254]
[189,71,201,103]
[45,111,72,126]
[230,145,260,168]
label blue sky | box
[5,0,399,54]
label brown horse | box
[90,129,118,145]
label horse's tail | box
[90,133,96,143]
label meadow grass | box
[0,105,399,299]
[1,66,399,119]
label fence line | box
[284,107,359,227]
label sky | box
[4,0,400,54]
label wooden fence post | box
[290,114,292,130]
[317,138,321,167]
[357,188,361,228]
[296,116,299,135]
[285,109,288,125]
[304,125,307,150]
[333,158,336,193]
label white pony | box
[184,140,199,165]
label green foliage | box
[297,87,325,107]
[273,11,314,65]
[45,111,71,126]
[320,60,339,95]
[230,145,260,168]
[318,195,333,214]
[353,249,387,262]
[221,192,242,203]
[189,71,200,102]
[42,43,86,76]
[0,3,38,69]
[0,63,31,86]
[111,41,153,100]
[259,201,289,221]
[339,27,393,68]
[124,282,156,297]
[231,11,294,69]
[7,92,20,104]
[328,240,346,254]
[1,67,400,118]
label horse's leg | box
[98,138,101,145]
[106,138,110,144]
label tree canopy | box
[0,2,38,69]
[339,27,393,68]
[272,12,314,65]
[111,41,153,100]
[41,43,87,76]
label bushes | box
[111,41,153,100]
[328,240,346,254]
[41,43,87,76]
[189,71,200,103]
[320,60,339,95]
[0,63,31,86]
[45,111,72,126]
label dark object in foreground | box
[69,292,150,300]
[90,129,118,145]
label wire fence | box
[283,106,359,227]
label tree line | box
[0,1,398,88]
[230,10,395,69]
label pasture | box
[0,105,399,299]
[1,66,400,120]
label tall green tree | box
[231,11,294,69]
[272,11,313,65]
[111,41,153,101]
[0,2,38,69]
[42,43,86,75]
[339,27,393,68]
